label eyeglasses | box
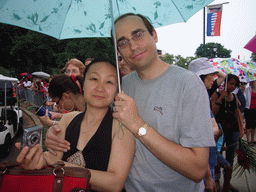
[55,96,62,106]
[117,30,146,49]
[118,56,122,62]
[65,69,79,75]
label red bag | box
[0,161,91,192]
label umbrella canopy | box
[20,73,33,79]
[0,0,213,39]
[20,73,28,77]
[0,74,19,82]
[209,58,256,82]
[32,71,50,78]
[244,34,256,54]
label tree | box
[0,67,11,77]
[250,53,256,62]
[160,53,175,64]
[195,42,231,58]
[160,53,197,69]
[1,23,116,77]
[10,30,57,75]
[174,55,197,69]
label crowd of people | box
[13,13,255,192]
[18,76,50,100]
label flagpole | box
[203,7,206,57]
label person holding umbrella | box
[211,74,244,192]
[112,13,215,191]
[44,13,215,191]
[188,58,233,192]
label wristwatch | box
[137,123,149,136]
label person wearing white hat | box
[188,57,226,96]
[189,57,223,192]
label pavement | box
[219,134,256,192]
[0,101,42,163]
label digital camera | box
[21,125,42,149]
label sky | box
[155,0,256,61]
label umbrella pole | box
[225,75,228,91]
[109,0,122,93]
[109,0,124,139]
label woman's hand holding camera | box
[15,143,46,170]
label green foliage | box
[0,23,115,78]
[234,139,256,178]
[250,52,256,62]
[195,42,231,58]
[160,53,197,69]
[0,66,12,76]
[160,53,175,64]
[0,24,233,78]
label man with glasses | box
[112,13,216,191]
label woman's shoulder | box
[64,111,82,117]
[60,111,83,124]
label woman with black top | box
[211,74,244,192]
[15,59,135,192]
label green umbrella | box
[0,0,213,39]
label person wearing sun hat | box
[189,57,228,192]
[190,58,244,192]
[188,57,226,96]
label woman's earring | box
[62,99,75,112]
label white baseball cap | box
[188,57,219,76]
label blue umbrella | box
[0,0,213,40]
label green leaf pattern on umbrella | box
[0,0,214,39]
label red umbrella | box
[20,72,28,76]
[244,34,256,54]
[20,73,33,79]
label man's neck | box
[136,58,170,80]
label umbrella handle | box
[109,0,122,93]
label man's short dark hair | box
[111,13,155,42]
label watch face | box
[139,127,146,136]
